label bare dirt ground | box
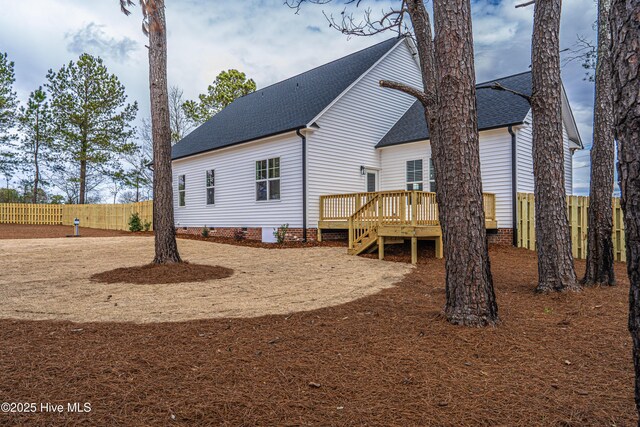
[0,236,412,323]
[0,224,131,239]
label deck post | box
[378,236,385,260]
[435,236,443,259]
[348,217,353,249]
[317,228,322,242]
[411,236,418,265]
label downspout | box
[296,129,307,242]
[508,125,518,247]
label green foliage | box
[143,220,151,232]
[274,223,289,244]
[183,69,256,126]
[45,53,138,202]
[0,52,18,181]
[0,187,20,203]
[233,229,246,241]
[17,87,55,200]
[128,211,143,232]
[49,195,65,205]
[201,226,210,238]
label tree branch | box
[515,0,535,8]
[379,80,430,107]
[477,83,531,104]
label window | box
[256,157,280,201]
[429,158,436,192]
[206,169,215,205]
[406,159,423,191]
[178,174,186,206]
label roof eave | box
[171,126,306,161]
[375,121,526,149]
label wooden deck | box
[318,190,497,263]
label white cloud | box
[0,0,599,194]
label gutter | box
[296,128,307,242]
[508,125,518,247]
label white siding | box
[516,109,574,195]
[515,110,534,193]
[306,39,423,226]
[379,142,431,191]
[172,132,303,228]
[479,129,513,228]
[378,128,514,228]
[563,125,573,194]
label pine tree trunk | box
[148,0,182,264]
[531,0,578,293]
[583,0,615,286]
[431,0,498,325]
[610,0,640,419]
[79,158,86,205]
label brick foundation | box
[175,226,325,242]
[487,228,513,246]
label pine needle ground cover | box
[0,233,634,426]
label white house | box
[171,36,582,248]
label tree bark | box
[79,157,86,205]
[609,0,640,420]
[530,0,579,293]
[147,0,182,264]
[402,0,498,326]
[583,0,616,286]
[33,111,39,204]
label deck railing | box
[320,190,496,225]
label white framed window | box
[178,174,186,206]
[428,158,436,192]
[256,157,280,201]
[406,159,423,191]
[206,169,215,205]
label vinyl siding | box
[171,132,303,228]
[516,109,574,195]
[378,128,514,228]
[306,39,423,226]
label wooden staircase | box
[347,194,380,255]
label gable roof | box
[172,37,402,160]
[377,71,534,148]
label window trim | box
[205,169,215,206]
[178,174,186,207]
[406,159,424,191]
[255,157,281,202]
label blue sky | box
[0,0,598,195]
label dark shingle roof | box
[376,71,533,148]
[172,37,401,160]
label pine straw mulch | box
[177,233,347,249]
[90,262,234,285]
[0,246,635,426]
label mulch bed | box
[0,246,635,426]
[0,224,132,239]
[177,233,347,249]
[90,262,234,285]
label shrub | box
[143,221,151,232]
[233,229,245,241]
[274,223,289,244]
[128,212,143,232]
[201,226,210,238]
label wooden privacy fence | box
[517,193,625,262]
[0,203,63,225]
[0,201,153,231]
